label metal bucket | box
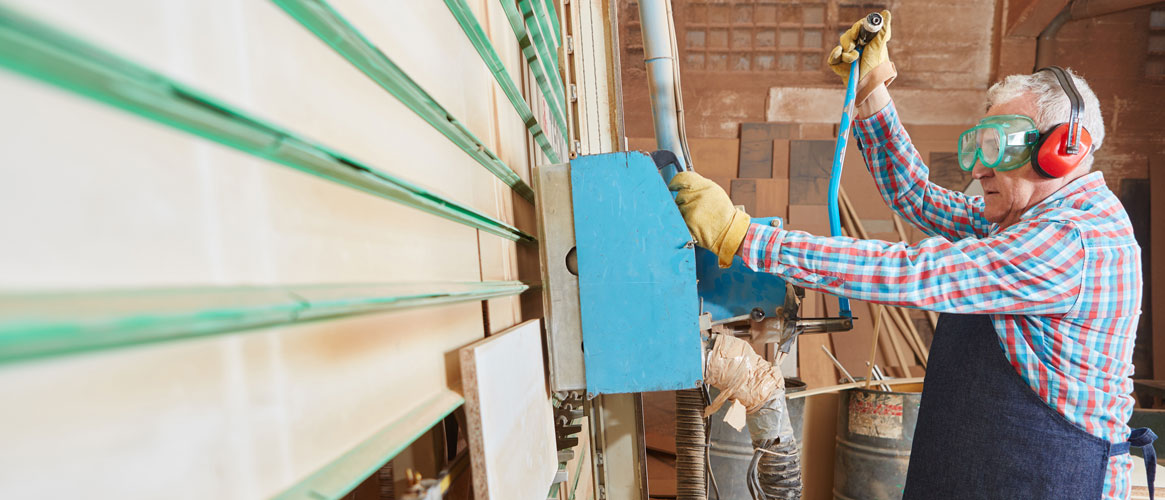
[708,377,806,499]
[833,383,923,500]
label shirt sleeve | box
[738,221,1086,316]
[853,101,993,241]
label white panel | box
[0,1,538,498]
[0,71,481,288]
[0,305,483,500]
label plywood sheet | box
[789,140,835,206]
[754,178,789,220]
[460,320,557,500]
[799,392,840,500]
[730,179,758,214]
[739,138,774,178]
[689,138,740,179]
[772,139,791,179]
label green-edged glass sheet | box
[0,5,533,242]
[0,281,529,363]
[272,0,535,202]
[444,0,562,163]
[497,0,568,137]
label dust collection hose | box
[703,334,801,499]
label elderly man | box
[670,11,1153,500]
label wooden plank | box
[730,179,758,214]
[772,139,790,179]
[755,178,790,220]
[739,138,774,178]
[461,320,557,500]
[642,391,677,456]
[689,138,740,179]
[626,137,656,153]
[799,392,840,500]
[789,140,835,206]
[646,451,677,498]
[740,122,798,141]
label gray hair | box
[986,68,1105,169]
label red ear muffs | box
[1032,123,1092,178]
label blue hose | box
[827,49,862,318]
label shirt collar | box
[1022,170,1106,220]
[986,171,1105,235]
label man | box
[669,11,1152,500]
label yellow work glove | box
[669,172,751,268]
[826,10,896,105]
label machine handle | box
[855,12,883,47]
[650,149,688,173]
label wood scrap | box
[839,188,930,368]
[460,320,557,500]
[863,304,885,389]
[877,305,912,377]
[788,377,925,399]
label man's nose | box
[972,163,993,180]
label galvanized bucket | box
[833,382,923,500]
[708,377,807,499]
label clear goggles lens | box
[956,115,1038,172]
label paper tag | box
[848,392,904,439]
[724,399,747,432]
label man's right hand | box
[826,10,896,105]
[669,171,751,269]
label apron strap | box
[1111,428,1157,500]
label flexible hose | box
[676,388,708,500]
[751,437,802,499]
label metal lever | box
[856,12,884,47]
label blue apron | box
[903,313,1157,499]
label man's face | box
[973,94,1054,228]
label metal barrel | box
[708,377,806,499]
[833,383,924,500]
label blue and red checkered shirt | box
[739,102,1142,498]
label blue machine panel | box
[570,152,702,394]
[694,217,788,321]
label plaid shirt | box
[739,102,1141,499]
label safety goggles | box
[957,114,1041,172]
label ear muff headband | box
[1038,66,1084,154]
[1032,66,1092,178]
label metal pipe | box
[638,0,688,179]
[1034,8,1071,71]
